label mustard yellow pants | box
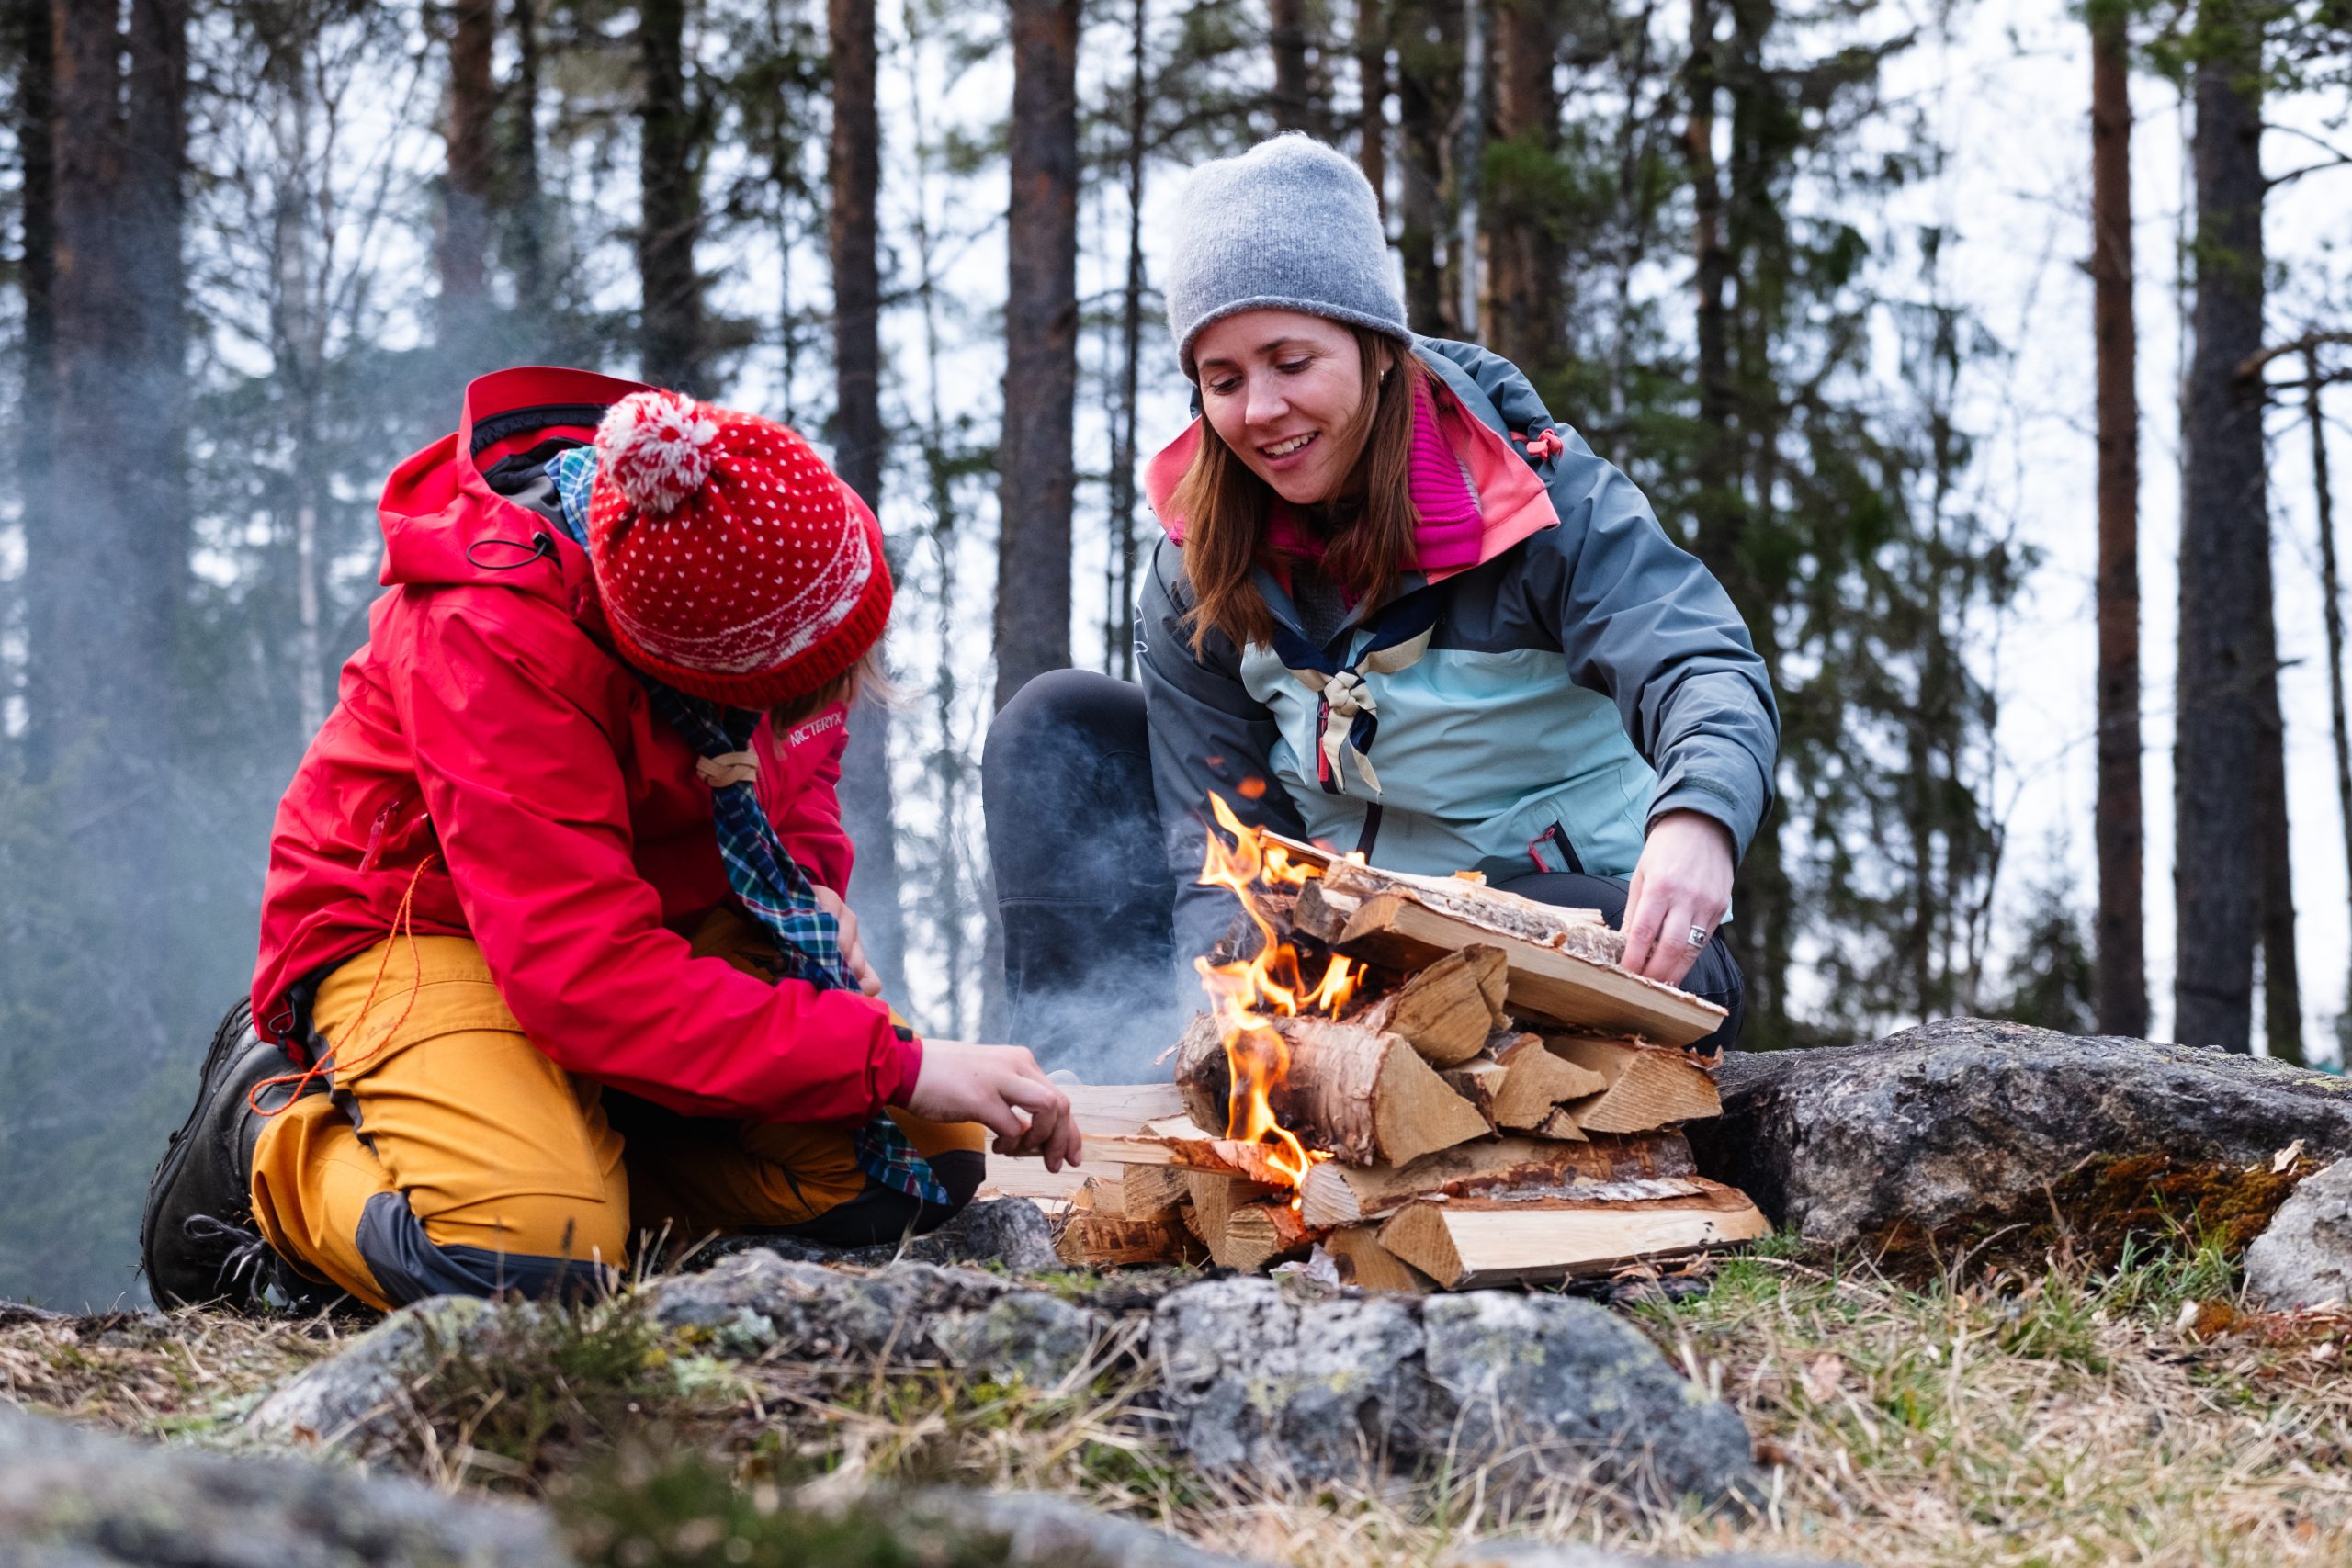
[248,909,983,1312]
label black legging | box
[982,670,1746,1064]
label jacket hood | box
[377,366,655,610]
[1141,338,1560,583]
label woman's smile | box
[1193,310,1371,505]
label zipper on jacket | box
[358,796,409,873]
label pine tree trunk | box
[826,0,908,1005]
[993,0,1080,711]
[1485,0,1562,378]
[507,0,548,314]
[441,0,496,351]
[2172,1,2266,1051]
[1109,0,1149,681]
[1393,0,1458,333]
[1357,0,1386,212]
[2089,0,2146,1037]
[1271,0,1313,130]
[1453,0,1485,337]
[2253,522,2303,1064]
[2310,353,2352,1063]
[12,0,51,772]
[32,0,186,771]
[638,0,703,389]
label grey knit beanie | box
[1161,133,1410,378]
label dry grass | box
[9,1233,2352,1567]
[0,1304,336,1435]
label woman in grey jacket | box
[983,135,1777,1061]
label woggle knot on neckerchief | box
[1283,617,1436,798]
[1316,671,1382,793]
[696,751,760,788]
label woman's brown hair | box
[1170,324,1427,655]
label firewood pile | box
[995,818,1769,1292]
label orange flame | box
[1193,794,1363,1189]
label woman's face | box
[1193,310,1374,506]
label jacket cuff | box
[1646,780,1752,861]
[882,1025,924,1108]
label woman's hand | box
[810,886,884,997]
[1620,810,1735,987]
[904,1040,1084,1171]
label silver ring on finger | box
[1686,924,1710,949]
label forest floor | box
[6,1229,2352,1568]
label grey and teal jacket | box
[1137,337,1780,962]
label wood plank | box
[1377,1180,1769,1288]
[1295,1130,1700,1229]
[978,1158,1092,1201]
[1545,1035,1722,1132]
[1064,1081,1190,1137]
[1321,1226,1435,1293]
[1334,894,1725,1046]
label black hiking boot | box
[140,1000,341,1313]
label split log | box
[1321,1226,1434,1292]
[1055,1205,1197,1267]
[1214,1200,1321,1272]
[1439,1058,1509,1127]
[1183,1168,1285,1244]
[1348,945,1510,1066]
[1116,1162,1192,1217]
[1377,1179,1770,1288]
[1546,1035,1722,1132]
[1332,892,1726,1045]
[1171,1011,1228,1134]
[1174,1014,1492,1168]
[1490,1032,1609,1133]
[1295,1130,1701,1229]
[978,1159,1092,1201]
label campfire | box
[1012,798,1769,1292]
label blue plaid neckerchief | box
[548,446,948,1208]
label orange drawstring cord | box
[249,854,441,1117]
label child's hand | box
[905,1040,1083,1171]
[810,886,884,997]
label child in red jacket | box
[142,370,1077,1313]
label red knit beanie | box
[585,390,892,708]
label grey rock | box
[1422,1292,1758,1503]
[246,1295,497,1451]
[1153,1276,1434,1477]
[2245,1159,2352,1310]
[1688,1018,2352,1247]
[690,1198,1063,1274]
[896,1197,1064,1272]
[645,1251,1107,1382]
[899,1488,1272,1567]
[927,1290,1106,1384]
[1444,1545,1853,1568]
[1151,1278,1753,1505]
[0,1405,569,1568]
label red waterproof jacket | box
[251,367,919,1122]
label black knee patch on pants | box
[355,1190,610,1306]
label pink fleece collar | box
[1142,370,1558,583]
